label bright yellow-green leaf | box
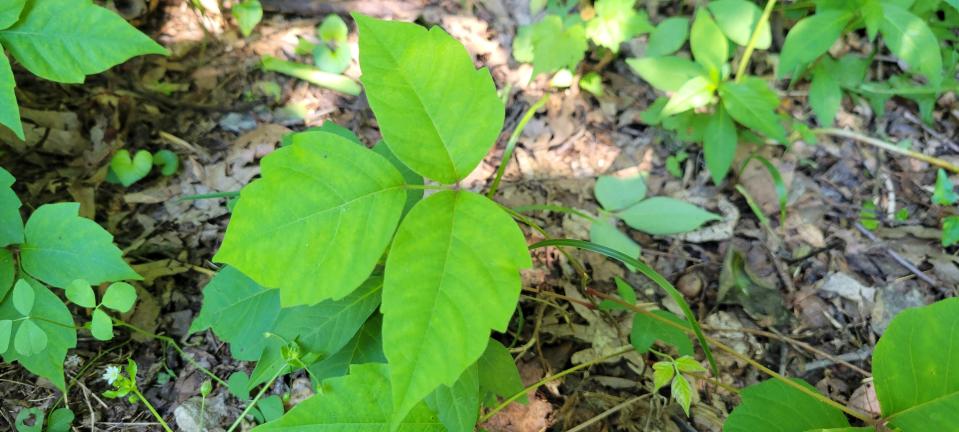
[718,78,786,142]
[707,0,770,48]
[662,76,715,116]
[777,10,851,79]
[690,9,727,77]
[0,0,26,29]
[652,362,674,392]
[618,197,721,235]
[65,279,95,309]
[232,0,262,37]
[645,17,689,57]
[101,282,136,313]
[671,373,693,416]
[626,56,706,93]
[90,308,113,340]
[585,0,652,52]
[879,3,942,87]
[809,58,841,126]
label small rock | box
[173,395,228,432]
[820,273,875,310]
[677,272,703,298]
[871,280,927,335]
[218,112,257,133]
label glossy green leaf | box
[213,132,406,306]
[101,282,136,313]
[777,10,851,79]
[20,203,140,289]
[14,318,45,356]
[645,17,688,57]
[809,58,841,126]
[626,56,706,93]
[594,175,646,211]
[306,313,386,383]
[47,407,75,432]
[718,78,786,142]
[66,279,96,308]
[589,220,640,271]
[477,339,525,402]
[690,9,727,77]
[356,14,505,184]
[671,373,693,416]
[0,249,12,302]
[704,105,737,184]
[707,0,770,48]
[933,169,958,205]
[879,3,942,87]
[2,281,76,391]
[426,364,479,432]
[618,197,720,235]
[652,362,674,392]
[873,298,959,430]
[251,363,444,432]
[232,0,262,37]
[0,319,11,354]
[190,266,280,361]
[12,279,34,316]
[631,310,693,355]
[90,308,113,340]
[0,167,24,246]
[662,76,715,116]
[943,216,959,247]
[0,42,23,140]
[383,191,531,425]
[0,0,26,29]
[318,14,349,43]
[724,379,851,432]
[585,0,652,52]
[0,0,167,83]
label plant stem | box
[735,0,778,82]
[116,320,228,387]
[479,347,634,423]
[815,128,959,174]
[487,94,550,198]
[131,386,174,432]
[178,191,240,201]
[512,204,597,222]
[402,183,454,191]
[227,366,285,432]
[586,290,877,425]
[261,55,362,96]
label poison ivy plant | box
[0,0,168,139]
[295,15,353,74]
[0,167,141,391]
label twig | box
[735,0,778,82]
[854,222,939,287]
[706,326,871,376]
[566,394,650,432]
[804,348,873,373]
[488,94,550,198]
[816,128,959,174]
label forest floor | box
[1,0,958,431]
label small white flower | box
[102,366,121,385]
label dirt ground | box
[1,0,958,431]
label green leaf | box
[652,362,674,392]
[372,141,424,215]
[101,282,136,313]
[318,14,349,43]
[690,9,728,77]
[355,14,505,184]
[0,0,168,83]
[426,364,479,432]
[66,279,96,308]
[15,408,42,432]
[631,310,693,355]
[0,249,12,302]
[314,44,352,74]
[0,319,11,354]
[662,76,715,116]
[213,132,406,306]
[600,277,638,310]
[477,339,525,403]
[626,56,706,93]
[585,0,652,52]
[0,166,24,246]
[306,313,386,383]
[383,191,531,425]
[525,15,588,78]
[20,203,141,289]
[190,266,280,361]
[579,71,604,96]
[589,220,640,271]
[108,149,154,187]
[777,10,851,79]
[862,0,882,40]
[933,169,958,205]
[594,174,646,211]
[46,408,74,432]
[809,58,841,126]
[707,0,771,48]
[251,363,445,432]
[90,308,113,340]
[232,0,262,37]
[14,318,46,356]
[618,197,720,235]
[0,42,24,140]
[724,379,851,431]
[675,356,706,373]
[879,3,942,87]
[943,215,959,247]
[718,78,786,142]
[645,17,689,57]
[704,105,737,184]
[12,279,34,315]
[873,298,959,430]
[0,0,26,29]
[152,149,179,176]
[671,373,693,416]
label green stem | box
[261,55,362,96]
[227,366,286,432]
[735,0,778,82]
[402,183,454,191]
[814,128,959,174]
[487,94,550,198]
[512,204,597,222]
[479,347,634,423]
[131,386,174,432]
[178,191,240,201]
[116,320,228,387]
